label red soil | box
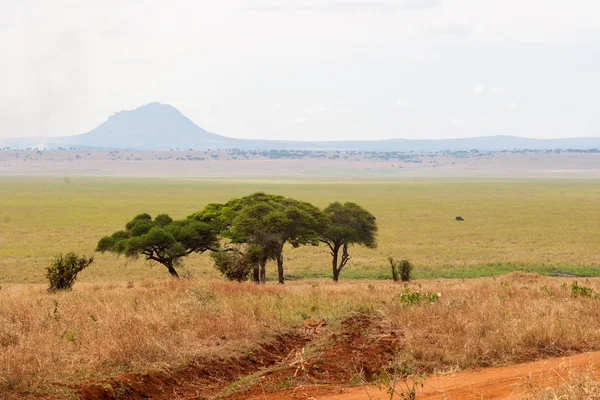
[271,350,600,400]
[17,314,600,400]
[73,333,306,400]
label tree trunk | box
[252,265,260,284]
[330,242,350,282]
[276,254,284,284]
[165,261,180,278]
[332,247,339,282]
[259,260,267,284]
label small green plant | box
[63,328,80,343]
[375,360,424,400]
[399,285,441,306]
[540,285,554,297]
[46,253,94,292]
[396,379,424,400]
[571,281,598,298]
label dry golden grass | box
[389,272,600,373]
[3,273,600,397]
[521,367,600,399]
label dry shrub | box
[3,275,600,396]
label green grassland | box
[1,177,600,284]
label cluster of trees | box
[97,192,377,283]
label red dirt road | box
[247,351,600,400]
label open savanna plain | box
[3,178,600,399]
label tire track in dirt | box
[247,350,600,400]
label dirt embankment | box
[65,333,305,400]
[224,314,401,400]
[38,314,395,400]
[29,314,600,400]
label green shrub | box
[389,257,413,282]
[46,253,94,292]
[211,250,252,282]
[399,260,413,282]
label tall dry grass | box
[388,273,600,373]
[520,366,600,399]
[0,278,387,395]
[3,273,600,397]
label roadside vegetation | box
[3,274,600,397]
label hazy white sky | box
[1,0,599,141]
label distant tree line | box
[97,192,377,283]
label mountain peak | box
[136,102,176,110]
[110,102,179,117]
[58,103,228,149]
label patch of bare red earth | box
[226,314,401,400]
[296,351,600,400]
[31,314,600,400]
[65,334,305,400]
[237,314,600,400]
[49,315,393,400]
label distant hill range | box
[2,102,600,152]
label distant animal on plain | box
[455,216,464,221]
[304,317,327,338]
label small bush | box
[211,250,252,282]
[389,257,413,282]
[399,260,413,282]
[46,253,94,292]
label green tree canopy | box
[96,213,219,278]
[189,192,325,284]
[318,202,377,281]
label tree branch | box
[146,255,167,265]
[338,242,351,271]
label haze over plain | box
[1,0,599,142]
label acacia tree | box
[232,196,325,284]
[190,192,324,284]
[96,213,219,278]
[318,202,377,281]
[189,195,268,283]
